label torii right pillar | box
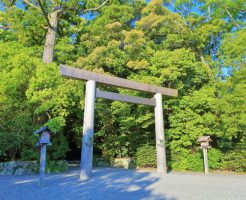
[154,93,167,173]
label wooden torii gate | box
[60,65,178,180]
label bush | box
[44,160,68,173]
[47,132,70,160]
[0,132,22,161]
[208,148,222,169]
[188,152,204,171]
[222,150,246,172]
[171,149,203,171]
[20,149,39,161]
[136,144,156,168]
[171,148,222,171]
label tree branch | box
[174,20,185,30]
[2,0,16,7]
[224,6,241,28]
[169,1,188,26]
[9,0,16,6]
[84,0,109,13]
[37,0,52,28]
[0,25,9,30]
[22,0,42,12]
[200,54,212,77]
[46,111,51,120]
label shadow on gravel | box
[1,167,178,200]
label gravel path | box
[0,167,245,200]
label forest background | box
[0,0,245,172]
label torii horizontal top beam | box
[60,65,178,97]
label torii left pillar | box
[80,80,96,180]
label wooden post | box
[154,93,167,174]
[80,80,96,180]
[39,144,47,185]
[203,148,209,174]
[198,136,211,174]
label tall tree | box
[167,0,245,76]
[1,0,110,63]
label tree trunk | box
[42,11,58,63]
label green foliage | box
[0,132,22,160]
[136,144,156,168]
[221,142,246,172]
[0,41,40,161]
[222,150,246,172]
[170,148,222,171]
[220,29,246,67]
[0,7,46,45]
[0,0,245,173]
[171,149,203,171]
[0,41,71,161]
[35,160,68,173]
[20,149,39,161]
[208,148,223,169]
[46,160,68,173]
[48,132,69,160]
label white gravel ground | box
[0,167,245,200]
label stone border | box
[0,161,37,175]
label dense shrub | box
[47,132,70,160]
[0,132,22,161]
[222,150,246,172]
[44,160,68,173]
[208,148,222,169]
[171,149,203,171]
[136,144,156,168]
[20,149,39,161]
[20,132,69,161]
[171,148,222,171]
